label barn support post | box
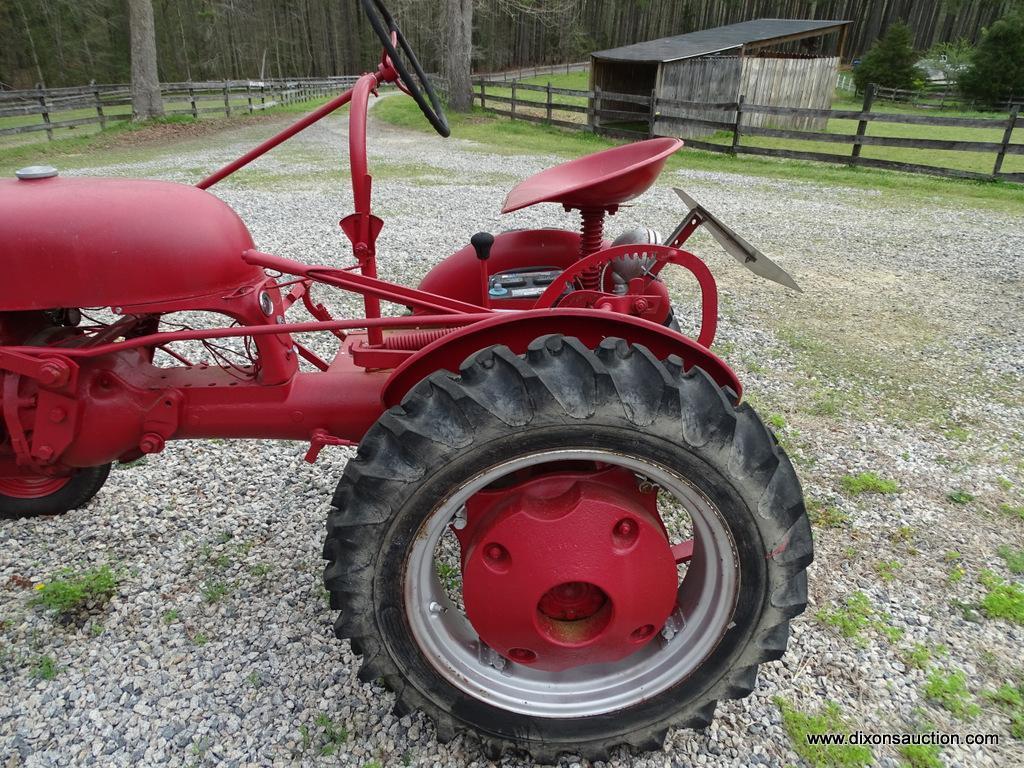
[647,89,657,137]
[851,83,875,161]
[731,95,745,151]
[36,85,53,141]
[592,85,602,130]
[993,106,1020,176]
[546,82,553,124]
[511,81,517,120]
[92,80,106,130]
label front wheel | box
[0,464,111,519]
[323,336,811,761]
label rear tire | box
[0,464,111,519]
[323,335,811,761]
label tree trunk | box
[445,0,473,111]
[128,0,163,120]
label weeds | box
[900,743,942,768]
[817,591,902,644]
[947,490,974,505]
[984,683,1024,738]
[997,546,1024,574]
[841,472,899,496]
[979,572,1024,624]
[31,566,119,615]
[808,500,850,529]
[923,669,980,719]
[874,559,902,582]
[776,698,872,768]
[32,655,57,680]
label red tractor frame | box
[0,0,812,760]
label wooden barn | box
[590,19,850,138]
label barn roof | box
[592,18,850,63]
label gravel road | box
[1,102,1022,768]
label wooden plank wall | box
[591,59,658,126]
[739,56,838,130]
[654,56,741,139]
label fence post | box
[479,80,486,110]
[188,84,198,118]
[223,80,231,116]
[993,106,1020,176]
[851,83,875,162]
[647,89,658,137]
[246,83,253,114]
[260,83,266,110]
[592,85,602,130]
[731,95,745,151]
[91,79,106,130]
[36,84,53,141]
[546,82,553,124]
[511,81,517,120]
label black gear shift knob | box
[471,232,494,261]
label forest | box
[2,0,1021,89]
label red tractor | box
[0,0,811,760]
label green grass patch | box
[979,572,1024,624]
[998,546,1024,574]
[32,655,58,680]
[807,499,850,529]
[841,472,899,496]
[817,590,903,644]
[312,713,349,756]
[923,669,980,719]
[201,581,231,604]
[874,559,903,582]
[31,565,119,615]
[999,503,1024,521]
[984,683,1024,739]
[900,743,943,768]
[904,642,946,670]
[776,698,873,768]
[947,489,975,505]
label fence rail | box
[0,77,359,140]
[472,79,1023,184]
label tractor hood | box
[0,174,262,311]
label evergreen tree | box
[853,21,920,92]
[959,12,1024,106]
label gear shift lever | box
[471,232,494,308]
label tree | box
[445,0,473,111]
[127,0,163,119]
[853,21,920,92]
[959,12,1024,106]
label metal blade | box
[673,188,802,292]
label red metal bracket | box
[304,428,354,463]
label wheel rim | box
[0,475,71,499]
[404,449,739,718]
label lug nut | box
[139,432,165,454]
[615,520,635,537]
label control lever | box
[471,232,495,308]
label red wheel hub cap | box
[456,467,678,672]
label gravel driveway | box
[1,103,1022,768]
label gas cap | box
[15,165,58,180]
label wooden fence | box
[0,77,358,141]
[474,61,588,83]
[473,79,1023,183]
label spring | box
[578,208,606,290]
[381,327,454,350]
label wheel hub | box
[455,467,678,672]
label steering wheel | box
[360,0,450,138]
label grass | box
[984,683,1024,738]
[313,713,348,756]
[997,546,1024,574]
[817,591,903,644]
[32,655,57,680]
[999,503,1024,521]
[947,489,975,505]
[923,669,980,719]
[874,559,903,582]
[904,642,946,670]
[807,500,850,529]
[202,581,231,604]
[900,743,943,768]
[373,95,1024,213]
[841,472,899,496]
[979,572,1024,625]
[31,566,119,615]
[776,698,873,768]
